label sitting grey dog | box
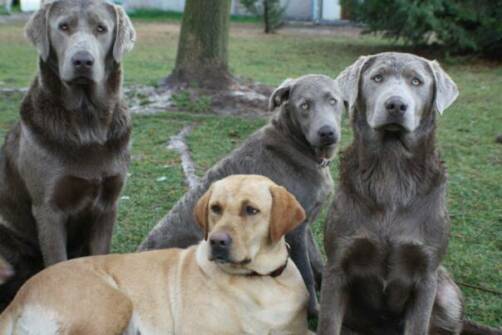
[140,74,344,316]
[319,52,500,335]
[0,0,135,311]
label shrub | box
[343,0,502,58]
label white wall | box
[123,0,341,21]
[123,0,184,11]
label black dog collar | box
[246,243,290,278]
[246,258,289,278]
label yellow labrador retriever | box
[0,175,313,335]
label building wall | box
[123,0,185,11]
[123,0,339,21]
[284,0,314,20]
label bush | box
[343,0,502,58]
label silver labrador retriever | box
[139,74,343,317]
[319,52,500,335]
[0,0,135,311]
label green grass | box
[0,20,500,327]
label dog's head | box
[0,256,13,285]
[270,74,344,162]
[194,175,305,275]
[25,0,135,86]
[337,52,458,145]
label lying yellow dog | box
[0,175,313,334]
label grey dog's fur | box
[139,74,343,316]
[318,52,466,335]
[0,0,135,311]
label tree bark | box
[264,0,270,34]
[164,0,233,89]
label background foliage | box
[342,0,502,58]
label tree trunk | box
[263,0,270,33]
[164,0,233,90]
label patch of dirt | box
[133,20,363,39]
[280,22,364,38]
[209,78,272,116]
[126,78,273,117]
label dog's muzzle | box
[209,231,233,263]
[375,96,411,133]
[318,125,338,146]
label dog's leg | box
[89,208,116,255]
[404,271,439,335]
[318,268,347,335]
[429,267,463,335]
[307,226,324,290]
[32,205,67,266]
[287,224,318,318]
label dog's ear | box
[112,5,136,63]
[269,185,306,243]
[194,188,213,241]
[269,78,295,111]
[428,60,459,114]
[336,56,371,116]
[25,2,53,61]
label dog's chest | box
[51,174,125,212]
[18,124,128,210]
[298,168,333,215]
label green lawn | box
[0,20,500,327]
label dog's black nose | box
[210,232,232,262]
[210,232,232,249]
[385,96,408,115]
[318,125,337,145]
[72,51,95,70]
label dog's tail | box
[462,320,502,335]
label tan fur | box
[0,175,312,335]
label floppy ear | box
[269,78,295,111]
[336,56,371,116]
[428,60,459,114]
[194,188,212,241]
[112,5,136,63]
[25,1,53,61]
[269,185,306,243]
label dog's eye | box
[372,74,384,83]
[96,24,107,33]
[58,23,69,31]
[329,98,337,105]
[245,206,260,216]
[210,204,222,215]
[300,102,309,111]
[411,77,422,86]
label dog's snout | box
[318,125,337,145]
[210,232,232,249]
[385,96,408,115]
[72,51,95,70]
